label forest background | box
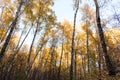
[0,0,120,80]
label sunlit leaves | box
[23,0,56,24]
[8,34,19,49]
[59,19,73,39]
[2,6,15,26]
[81,22,93,35]
[105,28,120,48]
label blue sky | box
[52,0,74,22]
[52,0,120,27]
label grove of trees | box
[0,0,120,80]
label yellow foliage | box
[59,19,73,39]
[105,28,120,48]
[2,7,14,25]
[22,0,56,26]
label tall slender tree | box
[0,0,24,62]
[58,27,64,80]
[70,0,80,80]
[93,0,116,76]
